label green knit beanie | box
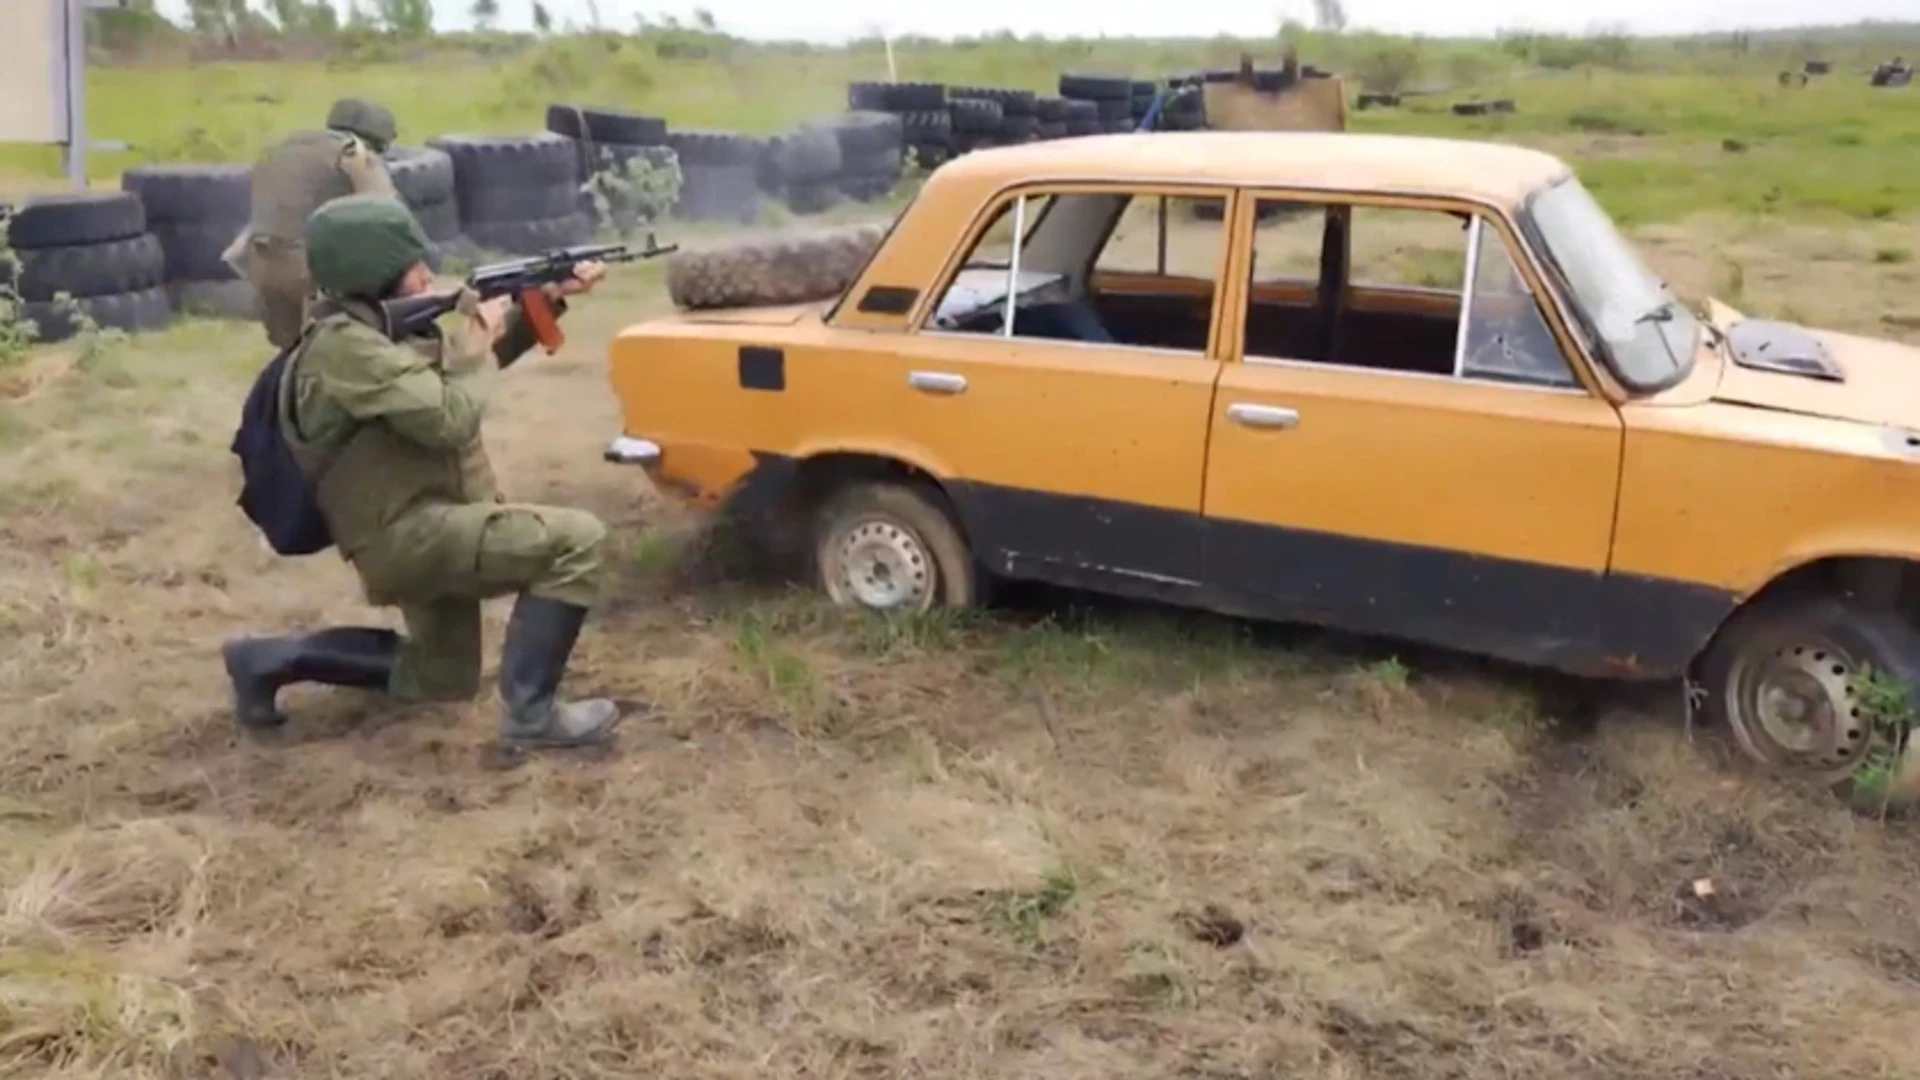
[303,194,430,298]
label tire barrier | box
[120,162,259,321]
[382,146,462,268]
[830,112,906,203]
[665,128,767,224]
[3,191,172,342]
[426,132,592,257]
[545,105,682,235]
[4,61,1348,349]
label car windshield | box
[1524,177,1698,391]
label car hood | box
[1705,300,1920,428]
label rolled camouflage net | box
[664,224,887,311]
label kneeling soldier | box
[221,193,623,751]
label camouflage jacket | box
[279,297,550,604]
[247,129,397,243]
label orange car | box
[605,131,1920,802]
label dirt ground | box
[3,210,1920,1080]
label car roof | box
[927,130,1573,208]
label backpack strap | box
[276,301,358,489]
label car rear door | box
[872,183,1234,594]
[1197,189,1626,669]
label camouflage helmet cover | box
[325,97,398,151]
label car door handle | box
[1227,403,1299,430]
[909,371,967,395]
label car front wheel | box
[1698,593,1920,811]
[812,480,977,615]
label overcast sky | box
[148,1,1911,43]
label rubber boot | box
[220,626,399,729]
[496,594,621,749]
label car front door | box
[1199,189,1626,669]
[880,183,1233,594]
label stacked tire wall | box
[848,81,955,172]
[426,132,592,256]
[121,163,257,321]
[765,124,844,215]
[1059,74,1140,134]
[831,112,906,202]
[544,105,682,234]
[667,129,767,223]
[383,146,462,267]
[3,192,172,342]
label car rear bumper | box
[603,433,764,510]
[603,435,662,466]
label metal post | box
[1002,194,1026,338]
[62,0,86,189]
[1451,216,1484,379]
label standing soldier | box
[225,98,401,349]
[221,193,625,752]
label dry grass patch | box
[1,219,1918,1079]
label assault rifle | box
[373,234,678,360]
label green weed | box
[986,864,1079,946]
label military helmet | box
[325,97,398,152]
[304,194,430,298]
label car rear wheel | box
[812,480,977,614]
[1698,593,1920,810]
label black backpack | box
[230,325,342,556]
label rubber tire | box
[1697,592,1920,805]
[950,98,1005,134]
[665,129,763,168]
[812,480,977,614]
[5,192,146,250]
[831,112,906,157]
[382,146,458,209]
[1059,73,1134,101]
[169,278,260,320]
[839,171,899,202]
[768,126,844,186]
[664,223,885,310]
[20,285,172,342]
[13,233,166,301]
[427,133,580,205]
[847,81,947,112]
[120,163,252,227]
[673,163,764,223]
[951,87,1037,117]
[783,180,844,215]
[544,104,668,146]
[150,220,245,281]
[458,178,581,224]
[462,212,594,256]
[410,199,462,245]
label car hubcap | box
[831,519,933,611]
[1726,641,1872,776]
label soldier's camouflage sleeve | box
[340,137,398,198]
[318,320,494,450]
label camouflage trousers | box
[352,502,610,703]
[241,237,316,350]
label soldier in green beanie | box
[224,98,404,349]
[220,193,625,753]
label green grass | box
[5,34,1919,228]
